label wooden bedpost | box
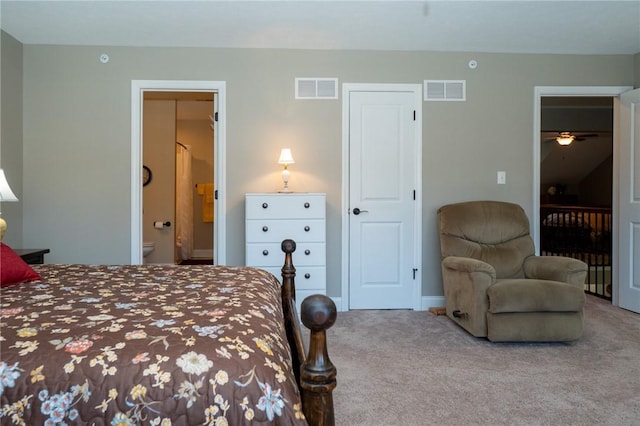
[281,239,337,426]
[300,294,337,426]
[281,239,305,384]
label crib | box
[540,205,612,299]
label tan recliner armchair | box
[437,201,588,342]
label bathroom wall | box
[143,100,176,264]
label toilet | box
[143,242,155,257]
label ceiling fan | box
[541,131,599,146]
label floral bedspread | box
[0,264,307,425]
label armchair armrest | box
[523,255,588,287]
[441,256,496,337]
[442,256,496,277]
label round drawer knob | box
[262,250,269,256]
[262,203,268,209]
[305,249,311,255]
[304,225,310,232]
[262,226,269,232]
[305,273,311,279]
[304,202,310,208]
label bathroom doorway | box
[131,80,227,266]
[142,91,215,264]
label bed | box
[0,239,336,425]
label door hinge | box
[413,268,418,279]
[214,190,218,200]
[214,112,219,122]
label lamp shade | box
[278,148,295,165]
[0,169,18,202]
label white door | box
[348,88,421,309]
[616,88,640,313]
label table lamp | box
[0,169,19,241]
[278,148,295,193]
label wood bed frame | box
[280,239,337,426]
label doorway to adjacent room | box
[539,96,613,300]
[131,80,227,265]
[142,91,215,265]
[532,85,635,312]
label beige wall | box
[635,52,640,88]
[16,44,636,299]
[0,31,23,246]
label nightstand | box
[14,249,50,265]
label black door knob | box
[352,207,369,215]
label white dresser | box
[245,193,326,309]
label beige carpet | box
[327,296,640,425]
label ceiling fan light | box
[556,133,575,146]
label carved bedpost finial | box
[282,238,296,255]
[300,294,337,426]
[281,239,297,301]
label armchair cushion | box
[488,279,586,313]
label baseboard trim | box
[191,249,213,259]
[328,296,445,312]
[421,296,446,311]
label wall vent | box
[424,80,466,101]
[295,78,338,99]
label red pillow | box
[1,243,42,287]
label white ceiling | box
[1,1,639,54]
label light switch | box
[497,171,506,184]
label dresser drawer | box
[246,219,325,243]
[262,266,325,291]
[246,194,325,219]
[246,242,325,267]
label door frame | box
[341,83,423,311]
[131,80,227,265]
[532,85,632,301]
